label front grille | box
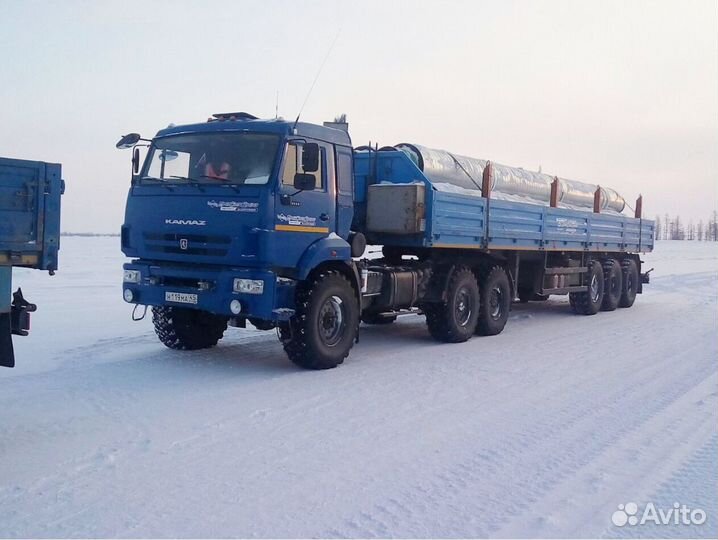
[143,232,231,257]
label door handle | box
[319,213,329,222]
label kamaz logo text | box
[164,219,206,226]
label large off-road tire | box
[619,258,639,308]
[282,271,359,370]
[152,306,228,350]
[476,265,512,336]
[569,260,604,315]
[600,258,623,312]
[424,266,479,343]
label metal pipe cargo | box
[395,143,626,213]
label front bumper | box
[122,262,296,321]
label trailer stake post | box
[550,177,559,208]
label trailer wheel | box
[476,265,511,336]
[619,258,639,308]
[282,271,359,370]
[424,266,479,343]
[152,306,228,350]
[600,259,623,311]
[569,260,604,315]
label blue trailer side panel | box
[543,208,589,250]
[487,200,544,250]
[430,191,486,248]
[0,158,63,271]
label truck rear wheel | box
[424,266,479,343]
[619,258,639,308]
[476,265,511,336]
[152,306,228,350]
[569,260,604,315]
[282,271,359,370]
[600,258,623,311]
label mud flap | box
[0,312,14,368]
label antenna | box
[292,29,341,131]
[275,91,279,119]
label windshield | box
[141,132,281,185]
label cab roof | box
[155,115,352,147]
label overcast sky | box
[1,0,716,232]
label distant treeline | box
[61,232,120,237]
[655,212,718,241]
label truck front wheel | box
[424,266,479,343]
[282,271,359,370]
[152,306,228,350]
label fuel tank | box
[395,143,626,214]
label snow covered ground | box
[1,238,716,538]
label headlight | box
[233,278,264,295]
[123,269,141,283]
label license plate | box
[165,292,198,304]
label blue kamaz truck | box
[119,112,653,369]
[0,157,63,368]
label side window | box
[323,144,335,193]
[336,147,353,196]
[281,142,324,190]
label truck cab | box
[121,113,362,367]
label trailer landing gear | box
[1,288,38,368]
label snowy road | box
[1,238,716,538]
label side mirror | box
[293,172,317,191]
[116,133,141,149]
[301,142,320,172]
[132,147,140,174]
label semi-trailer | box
[119,113,653,369]
[0,157,63,367]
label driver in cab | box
[199,152,231,180]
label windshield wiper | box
[169,175,206,192]
[198,175,242,192]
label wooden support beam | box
[550,176,559,208]
[593,186,601,213]
[482,161,493,199]
[635,195,642,219]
